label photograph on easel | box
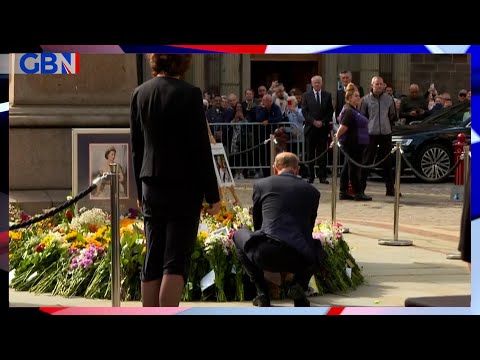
[211,143,235,188]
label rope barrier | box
[337,143,396,169]
[227,137,271,157]
[400,151,462,183]
[299,147,329,165]
[9,173,109,231]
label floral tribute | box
[8,200,364,302]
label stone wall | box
[9,54,137,191]
[410,54,471,97]
[10,54,138,106]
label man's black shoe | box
[354,193,372,201]
[339,192,355,200]
[252,294,271,307]
[307,178,315,184]
[287,283,310,307]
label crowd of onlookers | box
[203,72,471,182]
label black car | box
[391,102,471,183]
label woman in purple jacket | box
[336,83,372,201]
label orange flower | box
[120,218,135,228]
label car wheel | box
[415,143,453,182]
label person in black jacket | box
[233,152,324,307]
[130,54,221,307]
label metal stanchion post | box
[109,163,121,307]
[464,145,470,187]
[335,141,350,233]
[447,145,469,260]
[331,135,338,225]
[378,143,413,246]
[270,134,275,176]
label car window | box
[424,103,470,126]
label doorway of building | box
[251,61,319,95]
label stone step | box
[9,189,71,216]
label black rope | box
[337,145,395,169]
[228,138,271,157]
[400,152,462,183]
[9,174,108,231]
[299,147,329,164]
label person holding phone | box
[399,83,429,125]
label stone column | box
[190,54,205,90]
[206,54,221,95]
[380,54,393,85]
[360,54,380,93]
[324,54,338,102]
[241,54,251,97]
[393,54,411,97]
[220,54,241,98]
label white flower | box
[66,195,73,201]
[70,208,110,230]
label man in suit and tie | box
[233,152,324,307]
[301,75,334,184]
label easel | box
[206,119,240,206]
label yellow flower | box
[94,226,107,239]
[141,246,146,255]
[120,226,134,238]
[71,240,85,249]
[197,231,209,244]
[9,231,22,241]
[40,234,54,247]
[65,231,78,242]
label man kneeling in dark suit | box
[233,152,324,307]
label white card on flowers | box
[200,269,215,292]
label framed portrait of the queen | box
[72,128,137,214]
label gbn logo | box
[17,53,79,74]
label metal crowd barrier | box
[208,121,347,176]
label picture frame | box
[72,128,137,214]
[211,143,235,188]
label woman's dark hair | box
[105,146,116,159]
[148,54,193,77]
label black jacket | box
[301,90,334,137]
[252,172,321,264]
[130,76,220,208]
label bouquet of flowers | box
[9,199,365,302]
[312,221,364,294]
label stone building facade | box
[9,53,471,192]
